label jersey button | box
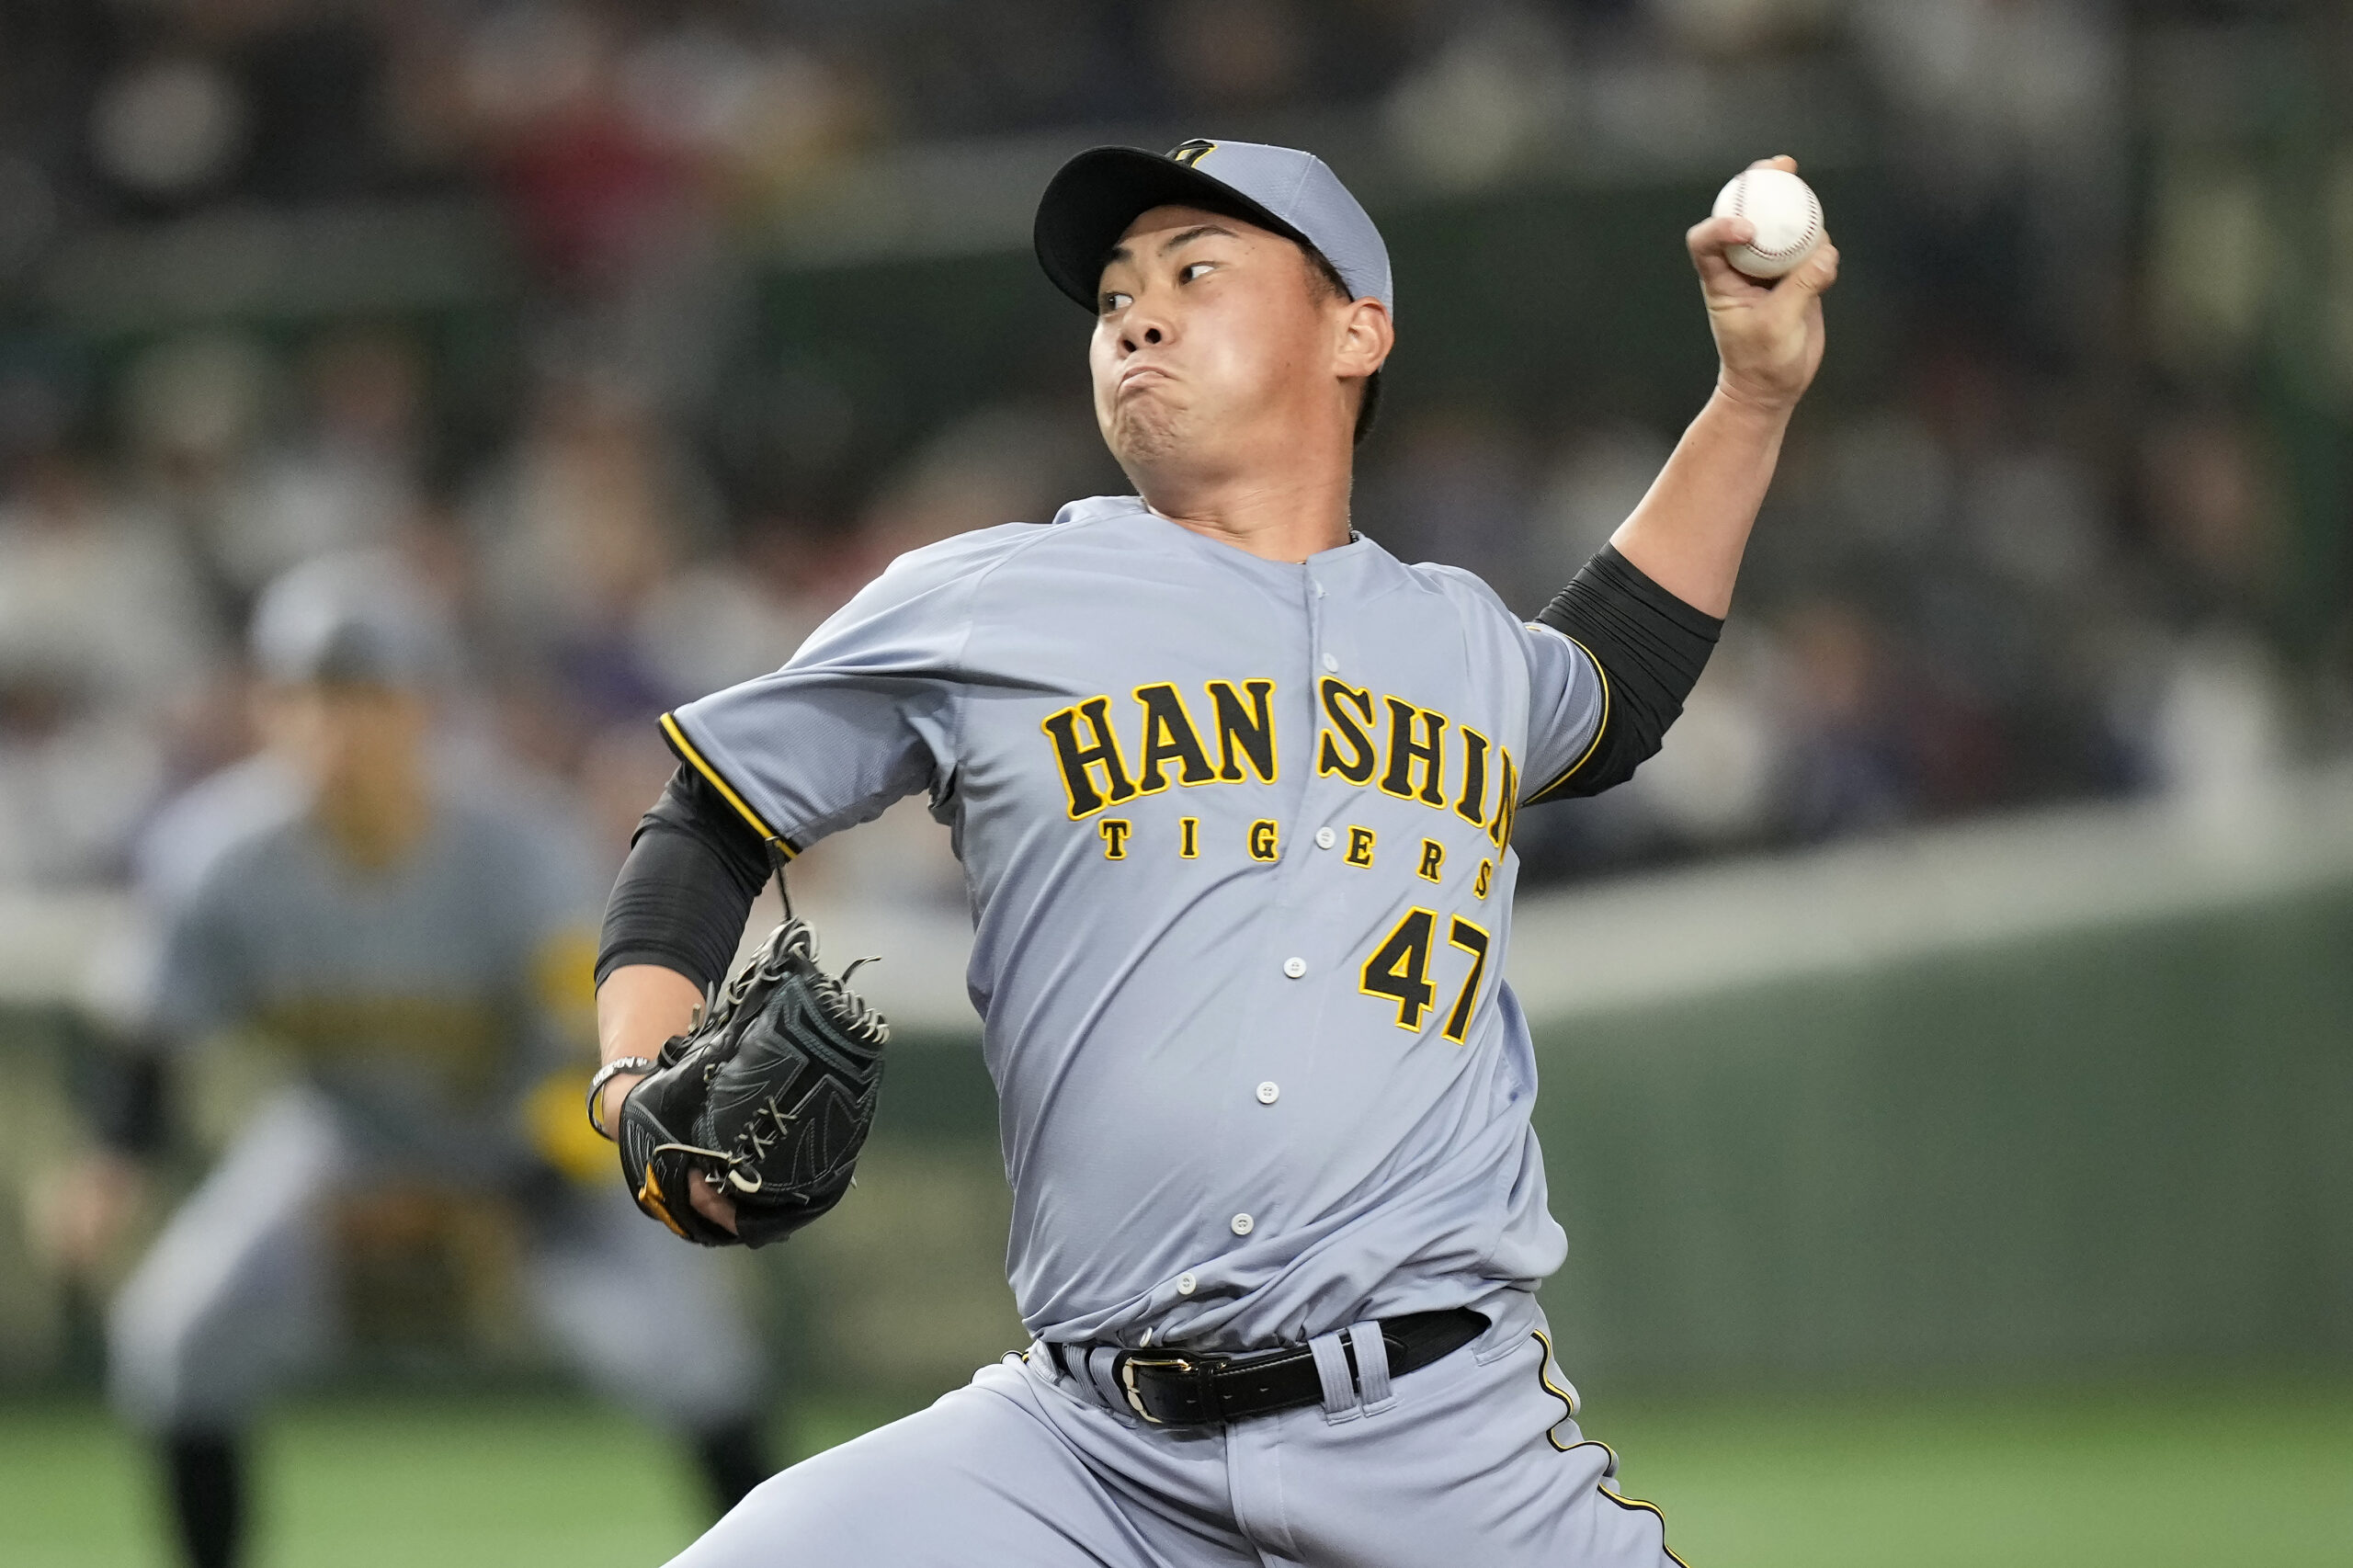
[1282,957,1307,979]
[1256,1081,1279,1105]
[1176,1272,1198,1296]
[1230,1213,1255,1236]
[1321,653,1339,673]
[1313,826,1336,850]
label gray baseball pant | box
[108,1086,765,1433]
[668,1289,1687,1567]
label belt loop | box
[1086,1346,1130,1412]
[1308,1330,1358,1420]
[1346,1321,1394,1413]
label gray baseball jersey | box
[667,494,1606,1348]
[143,780,599,1174]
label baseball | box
[1711,166,1824,280]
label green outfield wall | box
[1526,880,2353,1387]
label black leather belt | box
[1048,1307,1485,1427]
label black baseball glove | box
[619,917,888,1248]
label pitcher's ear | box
[1336,297,1392,378]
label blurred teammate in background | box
[62,554,772,1568]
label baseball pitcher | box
[594,141,1836,1566]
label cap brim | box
[1034,146,1313,311]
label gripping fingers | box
[1688,215,1765,291]
[1690,227,1839,308]
[1688,214,1756,256]
[1779,242,1840,301]
[688,1170,742,1235]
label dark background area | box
[0,2,2343,898]
[1,5,2349,1565]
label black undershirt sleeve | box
[1529,543,1725,802]
[596,765,776,992]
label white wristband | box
[585,1056,657,1141]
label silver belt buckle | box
[1118,1355,1194,1425]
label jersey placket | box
[1210,562,1336,1261]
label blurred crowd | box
[0,0,2345,903]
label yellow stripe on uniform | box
[1530,1328,1580,1448]
[658,711,795,858]
[1597,1485,1691,1568]
[1533,1333,1689,1562]
[1525,633,1610,805]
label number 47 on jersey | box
[1360,909,1490,1043]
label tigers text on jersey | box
[669,495,1606,1348]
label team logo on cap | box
[1167,139,1216,167]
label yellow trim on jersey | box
[1524,632,1611,805]
[659,712,795,858]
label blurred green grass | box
[4,1380,2347,1567]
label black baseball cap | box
[1034,138,1393,316]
